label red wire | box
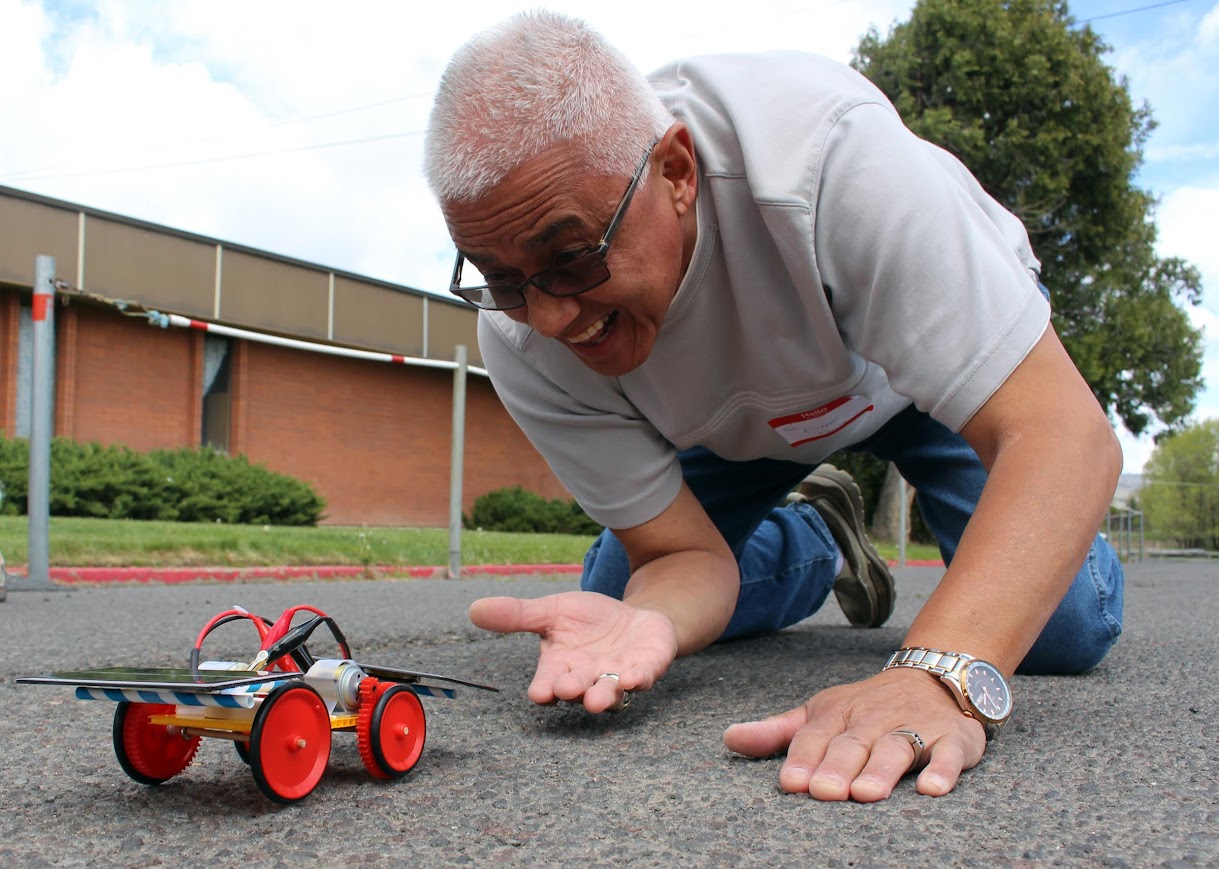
[192,608,269,651]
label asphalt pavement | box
[0,561,1216,868]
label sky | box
[1,0,1216,473]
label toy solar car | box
[19,604,497,803]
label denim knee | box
[580,505,838,642]
[720,502,838,640]
[1018,538,1125,675]
[581,530,632,599]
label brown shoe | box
[789,465,895,628]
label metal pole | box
[897,474,907,568]
[447,344,468,579]
[25,255,56,591]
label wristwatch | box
[883,647,1013,740]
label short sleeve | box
[813,103,1050,431]
[478,313,684,529]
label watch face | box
[963,660,1012,723]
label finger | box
[916,735,971,797]
[550,668,624,709]
[805,732,872,801]
[773,718,839,794]
[620,663,658,693]
[526,653,574,705]
[723,705,811,759]
[849,732,923,803]
[582,674,626,714]
[468,596,553,635]
[551,668,590,703]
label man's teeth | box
[571,317,607,344]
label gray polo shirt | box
[478,51,1049,530]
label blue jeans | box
[581,403,1124,676]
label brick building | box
[0,185,568,526]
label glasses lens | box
[532,252,610,297]
[454,285,524,310]
[486,284,527,309]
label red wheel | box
[113,702,201,785]
[357,680,426,780]
[248,683,331,804]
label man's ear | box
[658,123,697,216]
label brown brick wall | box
[66,305,199,450]
[0,291,18,434]
[237,341,569,526]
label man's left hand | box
[723,668,988,801]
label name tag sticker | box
[769,395,874,447]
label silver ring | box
[597,673,631,713]
[890,729,925,770]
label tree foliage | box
[1140,420,1219,549]
[853,0,1203,436]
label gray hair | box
[424,9,674,203]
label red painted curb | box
[4,563,585,586]
[4,559,940,586]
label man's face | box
[443,130,697,378]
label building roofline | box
[0,183,471,311]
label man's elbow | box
[1087,410,1124,497]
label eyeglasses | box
[448,142,657,311]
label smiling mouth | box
[568,311,618,346]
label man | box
[424,10,1124,802]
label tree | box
[1140,421,1219,549]
[853,0,1203,437]
[870,461,917,542]
[824,449,935,545]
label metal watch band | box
[883,646,975,678]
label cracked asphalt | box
[0,561,1216,868]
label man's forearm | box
[902,412,1121,672]
[623,550,740,657]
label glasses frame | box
[448,141,657,311]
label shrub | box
[466,486,602,536]
[463,461,935,543]
[0,435,324,525]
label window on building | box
[201,334,231,451]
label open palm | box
[469,591,679,713]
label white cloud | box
[1161,183,1219,443]
[1158,185,1219,278]
[1201,1,1219,42]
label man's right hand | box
[469,591,680,713]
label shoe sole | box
[798,466,895,628]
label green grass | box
[0,516,597,567]
[0,516,942,568]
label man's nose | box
[524,288,581,339]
